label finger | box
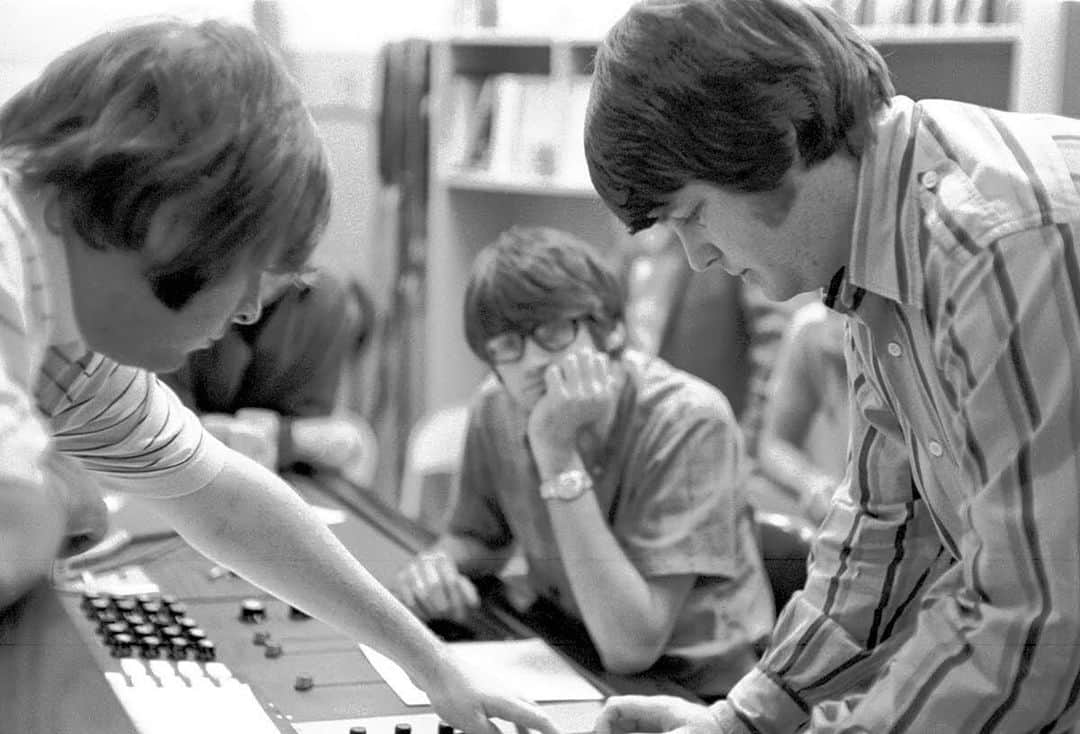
[429,554,469,622]
[483,695,561,734]
[417,557,454,616]
[543,362,567,396]
[596,696,673,734]
[561,354,587,399]
[458,574,480,609]
[407,562,445,619]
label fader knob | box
[168,637,190,660]
[294,674,314,691]
[140,635,163,658]
[110,633,134,658]
[264,642,283,658]
[195,639,216,662]
[239,599,267,623]
[394,724,412,734]
[348,728,366,734]
[437,723,454,734]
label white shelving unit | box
[423,9,1064,414]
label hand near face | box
[396,548,480,624]
[526,347,621,454]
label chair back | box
[754,510,814,611]
[398,404,470,531]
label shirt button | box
[928,441,944,457]
[887,342,902,357]
[920,170,940,189]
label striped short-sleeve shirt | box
[722,97,1080,732]
[0,164,226,500]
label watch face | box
[551,470,592,500]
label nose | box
[232,291,263,326]
[673,227,720,272]
[518,337,557,375]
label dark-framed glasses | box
[484,318,583,364]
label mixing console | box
[16,476,617,734]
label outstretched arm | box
[138,452,558,734]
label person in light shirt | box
[584,0,1080,730]
[0,18,556,734]
[396,226,775,699]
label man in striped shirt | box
[585,0,1080,731]
[0,19,556,734]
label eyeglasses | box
[484,318,583,364]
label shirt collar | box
[831,95,926,315]
[2,168,86,350]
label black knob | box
[253,630,272,646]
[123,612,148,627]
[293,674,314,691]
[195,639,216,662]
[239,599,267,623]
[166,602,188,618]
[186,628,207,643]
[140,601,162,617]
[135,594,157,606]
[114,598,137,614]
[95,613,120,635]
[437,724,454,734]
[87,598,112,618]
[264,642,283,658]
[176,616,198,631]
[348,728,367,734]
[105,621,130,639]
[395,724,412,734]
[81,591,103,612]
[159,594,178,606]
[160,625,182,639]
[140,635,162,658]
[168,637,190,660]
[110,633,134,658]
[133,623,157,638]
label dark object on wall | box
[376,39,432,489]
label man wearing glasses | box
[395,226,775,699]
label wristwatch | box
[539,469,594,501]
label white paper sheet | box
[360,637,603,707]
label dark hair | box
[463,226,625,363]
[585,0,894,232]
[0,18,331,309]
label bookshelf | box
[423,7,1063,414]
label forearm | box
[145,453,453,688]
[537,454,665,673]
[433,533,511,578]
[0,481,65,607]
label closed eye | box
[669,202,703,227]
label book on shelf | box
[446,72,594,190]
[830,0,1016,25]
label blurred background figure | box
[621,224,816,507]
[757,301,850,529]
[160,268,378,486]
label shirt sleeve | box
[616,402,746,579]
[36,346,228,499]
[724,339,952,733]
[445,406,514,550]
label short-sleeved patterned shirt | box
[450,350,776,697]
[0,162,227,501]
